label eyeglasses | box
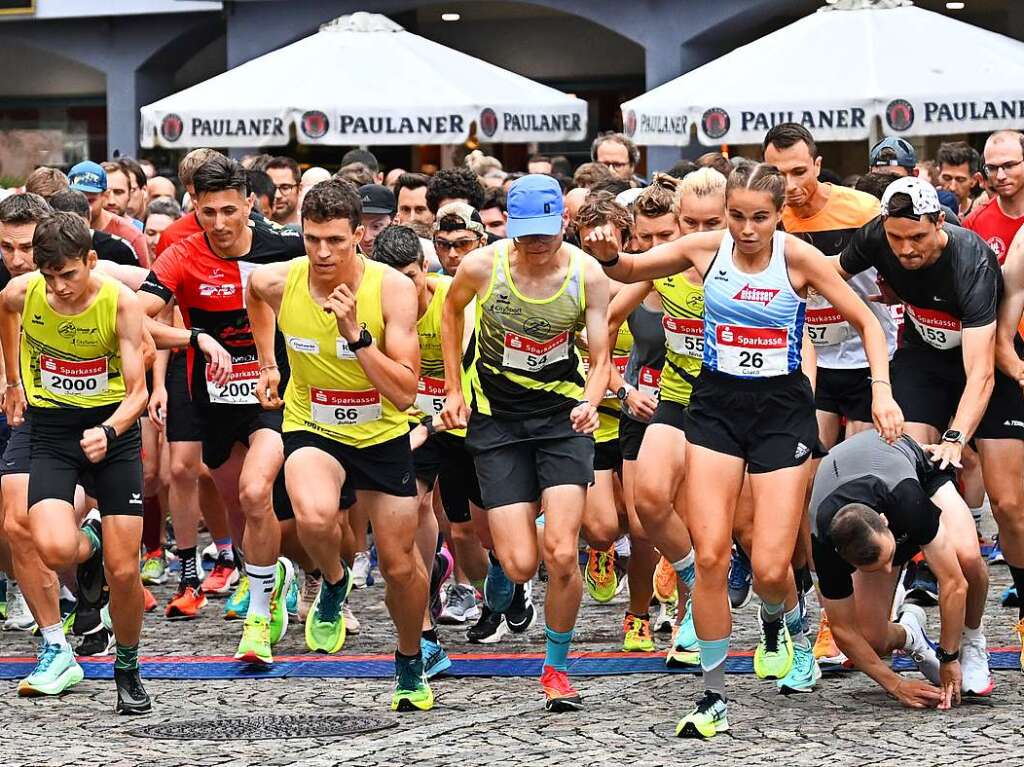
[983,160,1024,176]
[275,183,298,193]
[602,161,631,170]
[433,237,480,252]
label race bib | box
[40,355,108,396]
[415,376,447,416]
[638,366,661,399]
[502,330,570,372]
[716,325,788,377]
[805,305,851,347]
[663,316,704,359]
[906,305,961,350]
[310,387,382,425]
[602,355,630,398]
[206,360,260,405]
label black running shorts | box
[165,352,203,444]
[649,399,688,432]
[593,438,622,474]
[413,430,482,524]
[618,415,648,462]
[283,429,416,498]
[815,366,873,424]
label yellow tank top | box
[21,273,125,410]
[470,243,587,418]
[591,322,634,444]
[653,273,704,406]
[280,256,407,448]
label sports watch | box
[935,646,960,664]
[347,328,373,352]
[615,383,635,401]
[941,429,966,446]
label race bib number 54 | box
[40,354,108,396]
[416,376,446,416]
[716,325,788,377]
[502,330,570,372]
[207,360,259,405]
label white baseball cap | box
[880,176,940,218]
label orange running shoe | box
[540,665,583,712]
[201,554,239,597]
[813,610,846,666]
[165,584,208,620]
[142,587,158,613]
[652,557,679,605]
[584,547,617,603]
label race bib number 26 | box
[716,325,788,377]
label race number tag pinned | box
[207,360,260,405]
[905,306,961,350]
[663,316,704,359]
[416,376,447,416]
[805,304,851,347]
[502,330,570,372]
[310,387,382,425]
[638,366,661,399]
[40,355,109,396]
[716,325,788,377]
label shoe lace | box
[637,618,652,641]
[694,690,722,714]
[36,643,62,672]
[119,668,147,699]
[762,617,782,653]
[396,657,424,691]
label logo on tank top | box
[624,110,637,137]
[301,110,330,140]
[479,108,498,139]
[701,108,731,140]
[986,236,1007,259]
[885,99,915,132]
[160,114,184,143]
[732,284,779,307]
[523,317,552,335]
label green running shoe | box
[140,552,168,585]
[305,566,352,654]
[223,572,250,621]
[675,690,729,739]
[234,614,273,666]
[778,642,821,694]
[583,547,617,604]
[392,654,434,712]
[754,611,794,680]
[0,576,7,621]
[269,558,295,645]
[18,643,84,697]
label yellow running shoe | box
[623,613,655,652]
[652,557,679,605]
[675,690,729,739]
[584,547,617,603]
[754,612,794,680]
[234,614,273,666]
[1016,618,1024,672]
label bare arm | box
[105,286,149,434]
[921,521,968,669]
[996,228,1024,381]
[95,261,150,291]
[137,287,231,384]
[583,225,718,283]
[246,262,290,409]
[440,251,492,430]
[580,259,611,409]
[0,276,28,424]
[365,269,420,411]
[955,324,996,441]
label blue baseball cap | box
[506,174,564,238]
[68,161,107,193]
[869,137,917,170]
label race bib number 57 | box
[502,330,570,372]
[716,325,788,377]
[40,354,108,396]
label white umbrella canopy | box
[140,11,587,148]
[621,0,1024,146]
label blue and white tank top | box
[703,230,806,378]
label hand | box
[147,386,168,430]
[256,366,283,410]
[440,390,469,431]
[923,441,963,470]
[570,400,599,434]
[197,333,232,387]
[1014,362,1024,392]
[3,383,25,427]
[867,279,901,306]
[324,284,360,342]
[938,660,962,710]
[582,223,622,265]
[80,426,109,464]
[887,676,944,709]
[625,388,657,422]
[870,388,904,443]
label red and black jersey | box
[140,224,303,403]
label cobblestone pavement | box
[3,544,1024,767]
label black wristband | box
[420,415,437,437]
[936,646,960,664]
[594,253,619,268]
[189,328,204,351]
[101,424,117,444]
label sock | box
[245,562,277,619]
[698,637,730,698]
[963,624,983,641]
[179,546,199,586]
[901,623,915,651]
[760,600,784,622]
[310,569,322,579]
[81,524,101,556]
[544,625,573,671]
[1010,565,1024,618]
[40,623,69,649]
[215,538,234,562]
[141,496,163,553]
[421,628,438,643]
[614,535,631,557]
[671,550,696,591]
[785,605,809,649]
[114,643,139,671]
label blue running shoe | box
[1002,584,1020,608]
[990,538,1006,565]
[728,547,752,610]
[421,636,452,679]
[484,554,514,613]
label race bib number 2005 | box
[206,360,260,405]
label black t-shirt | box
[810,431,953,600]
[840,219,1000,354]
[93,230,139,266]
[0,260,11,291]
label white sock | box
[613,536,631,557]
[963,624,983,641]
[245,563,277,620]
[900,623,915,651]
[41,623,68,649]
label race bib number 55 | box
[40,354,108,396]
[416,376,446,416]
[663,316,704,359]
[206,360,259,405]
[502,330,570,372]
[310,387,382,425]
[716,325,788,377]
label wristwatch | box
[189,328,205,350]
[101,424,117,444]
[941,429,966,446]
[615,383,635,401]
[935,646,960,664]
[347,329,373,352]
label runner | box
[585,162,902,738]
[839,176,1024,660]
[440,174,611,711]
[138,155,304,664]
[246,179,433,711]
[0,211,151,713]
[811,430,992,705]
[963,131,1024,264]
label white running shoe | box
[298,572,322,623]
[344,603,360,635]
[351,551,371,589]
[897,603,940,685]
[960,629,994,696]
[4,586,36,632]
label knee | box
[449,521,477,547]
[293,503,335,537]
[169,456,198,484]
[377,547,416,586]
[990,492,1024,526]
[499,548,540,584]
[633,483,670,525]
[750,556,791,596]
[104,559,141,591]
[238,477,274,516]
[541,539,577,580]
[581,517,617,551]
[694,547,731,582]
[36,538,77,571]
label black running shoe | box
[77,518,105,608]
[466,604,509,644]
[505,582,535,634]
[114,667,152,715]
[79,627,115,657]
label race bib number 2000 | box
[40,354,108,396]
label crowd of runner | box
[0,126,1022,736]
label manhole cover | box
[130,714,396,741]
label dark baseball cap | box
[358,184,395,215]
[869,137,917,170]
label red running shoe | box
[165,585,207,620]
[540,665,583,712]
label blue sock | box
[671,550,696,591]
[760,600,784,621]
[544,626,573,671]
[785,605,809,648]
[698,637,730,697]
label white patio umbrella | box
[140,11,587,148]
[621,0,1024,146]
